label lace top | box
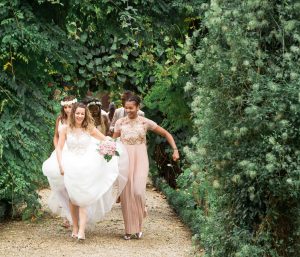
[115,116,158,145]
[66,130,92,155]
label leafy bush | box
[1,2,299,256]
[0,0,81,219]
[184,0,300,256]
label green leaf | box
[79,67,85,74]
[77,80,85,87]
[111,43,117,50]
[113,61,122,68]
[95,58,102,65]
[80,33,88,43]
[63,75,71,81]
[78,59,87,65]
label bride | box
[43,102,128,240]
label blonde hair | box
[69,102,95,132]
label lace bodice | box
[66,131,92,155]
[115,116,157,145]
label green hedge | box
[0,0,81,219]
[183,0,300,256]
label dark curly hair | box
[126,95,141,106]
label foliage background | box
[1,0,299,256]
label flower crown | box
[87,101,101,107]
[60,98,77,106]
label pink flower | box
[97,140,119,162]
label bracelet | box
[173,148,178,151]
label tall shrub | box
[186,0,300,256]
[0,0,81,219]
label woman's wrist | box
[173,148,178,151]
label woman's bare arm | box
[53,116,61,148]
[112,131,120,139]
[152,126,179,161]
[56,126,67,175]
[91,127,106,141]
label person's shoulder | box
[101,110,108,115]
[114,117,125,130]
[139,117,158,127]
[115,107,124,112]
[139,116,150,121]
[113,107,121,115]
[138,110,145,116]
[101,110,108,118]
[56,115,62,123]
[114,107,125,117]
[60,124,68,133]
[116,116,126,123]
[102,113,109,121]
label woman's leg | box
[69,201,79,236]
[78,207,87,239]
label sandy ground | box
[0,184,199,257]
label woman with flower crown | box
[44,102,129,240]
[42,95,77,228]
[84,97,109,135]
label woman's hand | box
[56,126,66,176]
[172,149,180,161]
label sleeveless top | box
[66,130,92,155]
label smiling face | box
[63,105,72,117]
[74,107,86,126]
[125,101,139,119]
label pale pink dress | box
[115,116,158,234]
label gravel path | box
[0,184,197,257]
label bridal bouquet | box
[98,139,120,162]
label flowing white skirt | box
[42,139,129,226]
[42,147,71,221]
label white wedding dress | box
[42,121,70,221]
[42,127,129,226]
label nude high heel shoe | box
[77,232,85,241]
[136,232,143,239]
